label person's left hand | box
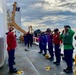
[74,36,76,40]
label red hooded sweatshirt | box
[7,31,17,51]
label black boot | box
[63,67,69,72]
[43,53,46,56]
[9,68,18,73]
[62,57,65,61]
[53,61,60,66]
[38,51,42,54]
[48,57,54,61]
[65,67,73,73]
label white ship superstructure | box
[0,0,8,67]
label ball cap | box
[64,25,71,28]
[46,28,51,32]
[54,28,59,32]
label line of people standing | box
[39,28,61,65]
[38,25,75,73]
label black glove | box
[74,36,76,40]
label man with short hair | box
[39,32,47,56]
[46,28,54,61]
[7,26,17,73]
[26,31,33,48]
[53,28,61,65]
[60,25,75,73]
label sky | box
[5,0,76,31]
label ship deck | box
[0,41,75,75]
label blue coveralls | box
[39,34,47,54]
[47,34,53,59]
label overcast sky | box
[6,0,76,31]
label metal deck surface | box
[0,42,75,75]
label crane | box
[7,2,27,34]
[7,2,33,41]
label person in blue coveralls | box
[46,28,54,61]
[39,32,47,56]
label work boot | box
[65,69,73,73]
[38,51,42,54]
[43,53,46,56]
[48,57,54,61]
[63,67,69,72]
[55,63,60,66]
[65,67,73,73]
[9,68,18,73]
[53,61,57,64]
[53,62,60,66]
[62,57,65,61]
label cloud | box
[34,0,76,14]
[7,0,76,31]
[21,14,76,31]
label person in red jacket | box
[53,28,61,65]
[7,26,17,73]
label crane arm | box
[8,2,27,34]
[8,22,27,34]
